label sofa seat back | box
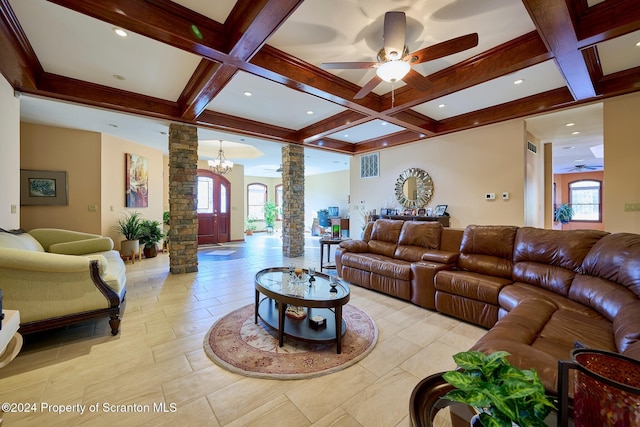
[564,233,640,358]
[0,230,45,252]
[512,227,607,296]
[393,221,442,262]
[367,219,404,258]
[457,225,518,279]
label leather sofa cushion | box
[514,227,607,271]
[458,225,518,279]
[339,239,369,253]
[340,252,390,271]
[613,300,640,353]
[436,270,512,304]
[499,283,604,318]
[538,309,615,352]
[369,258,411,281]
[397,221,442,249]
[580,232,640,297]
[512,261,576,296]
[569,274,638,321]
[368,219,403,257]
[394,245,428,262]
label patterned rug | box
[203,304,378,379]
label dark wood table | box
[319,236,350,272]
[254,267,350,353]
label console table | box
[370,214,449,227]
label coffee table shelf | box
[257,298,346,343]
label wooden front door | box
[197,170,230,245]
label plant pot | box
[246,230,253,236]
[121,239,140,258]
[143,244,158,258]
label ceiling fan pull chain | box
[391,82,395,108]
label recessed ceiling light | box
[514,79,524,85]
[381,121,387,125]
[438,104,445,108]
[113,28,128,37]
[108,123,118,128]
[572,131,581,135]
[563,146,575,150]
[243,91,252,97]
[636,41,640,47]
[306,110,314,115]
[343,134,349,138]
[574,159,585,163]
[112,74,125,81]
[565,122,575,127]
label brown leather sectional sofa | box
[335,219,640,392]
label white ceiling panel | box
[598,30,640,76]
[411,60,567,120]
[205,71,347,130]
[170,0,236,24]
[9,0,202,101]
[327,119,406,143]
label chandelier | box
[208,140,233,174]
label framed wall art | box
[20,169,68,206]
[125,153,149,208]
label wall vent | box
[527,140,538,154]
[360,152,379,178]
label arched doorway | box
[197,169,230,245]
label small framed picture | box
[417,208,426,216]
[433,205,448,216]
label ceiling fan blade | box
[383,11,406,60]
[405,33,479,64]
[320,62,378,70]
[354,75,382,99]
[402,68,432,92]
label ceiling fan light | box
[376,60,410,83]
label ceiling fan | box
[568,164,603,172]
[264,164,282,173]
[320,11,479,99]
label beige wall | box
[0,75,20,229]
[350,120,527,232]
[305,170,350,231]
[101,134,164,248]
[525,132,545,227]
[603,92,640,233]
[20,123,102,233]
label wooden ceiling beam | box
[0,0,42,90]
[297,111,370,143]
[522,0,596,100]
[574,0,640,49]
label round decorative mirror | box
[395,168,434,209]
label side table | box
[319,236,349,272]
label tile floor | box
[0,233,487,426]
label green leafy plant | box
[139,219,164,249]
[115,211,142,241]
[163,210,170,225]
[264,202,279,227]
[246,218,258,232]
[442,351,555,427]
[554,203,574,224]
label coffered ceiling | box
[1,0,639,176]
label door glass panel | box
[220,184,228,213]
[197,177,214,213]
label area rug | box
[204,304,378,379]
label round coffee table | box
[254,267,350,353]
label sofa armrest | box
[422,250,459,264]
[411,262,456,309]
[49,237,114,255]
[28,228,102,251]
[338,240,369,253]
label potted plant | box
[246,218,258,235]
[442,350,555,427]
[162,210,170,252]
[115,211,142,258]
[555,203,574,224]
[264,202,278,233]
[139,219,164,258]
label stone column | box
[282,144,305,257]
[168,124,198,273]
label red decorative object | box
[559,348,640,426]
